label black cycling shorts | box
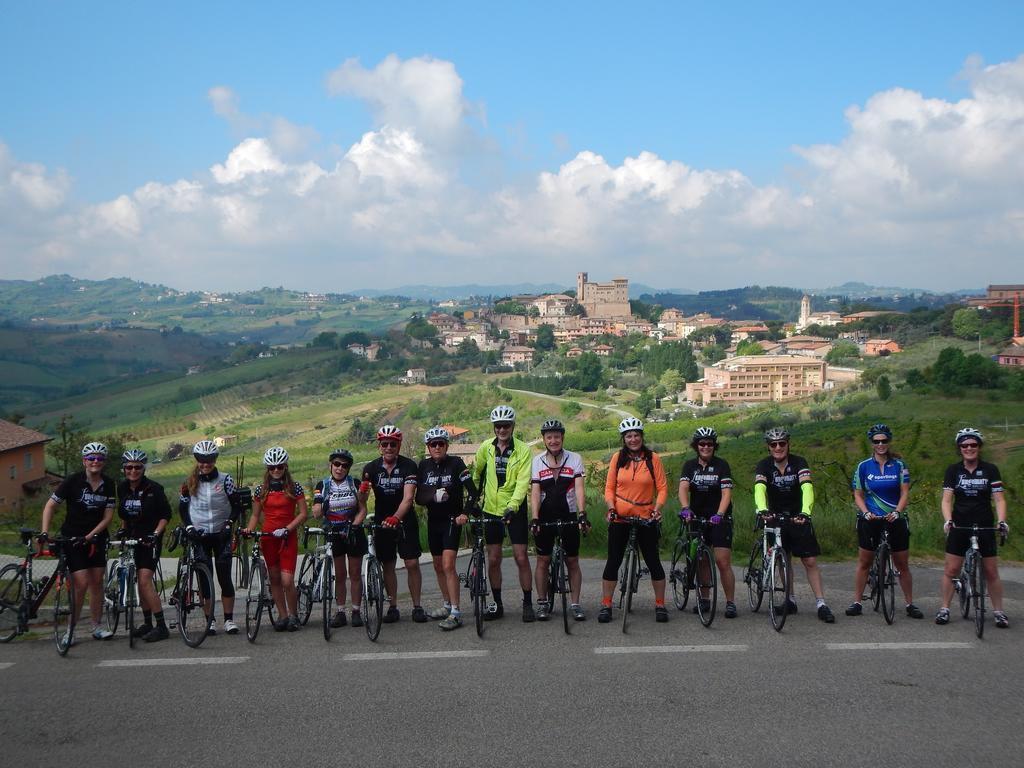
[373,515,422,562]
[329,526,368,558]
[505,505,528,546]
[65,537,107,573]
[761,517,821,559]
[426,515,462,556]
[857,517,910,553]
[688,518,734,550]
[533,516,581,558]
[945,526,998,558]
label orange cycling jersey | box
[604,450,667,519]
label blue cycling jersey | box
[852,458,909,517]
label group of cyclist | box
[38,408,1011,641]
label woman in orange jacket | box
[599,417,669,624]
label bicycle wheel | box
[622,545,638,634]
[297,552,315,626]
[471,550,486,638]
[745,538,764,612]
[233,536,250,589]
[0,563,24,643]
[768,549,791,632]
[669,538,691,611]
[972,553,986,639]
[178,562,212,648]
[617,540,633,611]
[245,559,265,643]
[321,556,334,642]
[695,545,717,628]
[104,561,121,635]
[878,544,895,625]
[957,564,971,619]
[126,565,137,649]
[364,557,384,642]
[557,549,570,635]
[53,566,75,656]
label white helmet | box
[764,427,790,443]
[618,416,644,434]
[955,427,984,446]
[490,405,516,423]
[423,427,450,444]
[81,441,108,457]
[263,446,289,465]
[122,448,148,463]
[193,440,219,458]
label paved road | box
[2,558,1021,768]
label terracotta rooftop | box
[0,420,51,452]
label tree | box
[951,308,983,340]
[876,375,892,401]
[535,324,555,351]
[404,315,438,342]
[575,353,605,391]
[659,368,683,395]
[735,339,766,356]
[634,390,655,417]
[933,347,967,385]
[48,414,88,476]
[825,340,860,364]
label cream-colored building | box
[576,272,631,318]
[686,355,826,405]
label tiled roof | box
[0,420,51,452]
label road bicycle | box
[0,528,79,655]
[296,525,328,628]
[863,515,902,625]
[167,525,216,648]
[743,513,794,632]
[102,535,147,647]
[534,519,582,635]
[461,513,504,638]
[242,530,280,642]
[614,515,658,634]
[354,522,388,642]
[231,524,250,590]
[952,523,1006,639]
[668,516,717,628]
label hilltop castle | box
[576,272,631,319]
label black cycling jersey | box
[943,461,1003,525]
[415,455,467,518]
[679,456,733,517]
[754,454,811,515]
[51,472,116,538]
[117,477,172,536]
[362,455,418,518]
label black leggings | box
[603,522,664,581]
[195,534,235,599]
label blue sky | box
[1,2,1022,291]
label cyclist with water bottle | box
[530,419,589,622]
[847,424,922,619]
[313,449,367,628]
[754,427,835,623]
[40,441,116,641]
[117,448,173,641]
[244,447,307,631]
[599,417,668,624]
[416,427,469,630]
[936,428,1009,628]
[678,426,737,618]
[472,405,535,622]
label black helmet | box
[329,448,354,463]
[540,419,565,435]
[691,426,718,448]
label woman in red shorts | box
[245,447,308,631]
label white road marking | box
[594,644,748,655]
[342,650,490,661]
[826,642,973,651]
[97,656,250,668]
[0,662,14,670]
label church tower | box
[576,272,587,303]
[799,294,811,330]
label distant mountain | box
[353,281,690,300]
[811,281,982,298]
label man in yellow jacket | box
[472,405,535,621]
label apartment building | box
[686,355,826,405]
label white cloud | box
[327,54,466,146]
[4,53,1024,292]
